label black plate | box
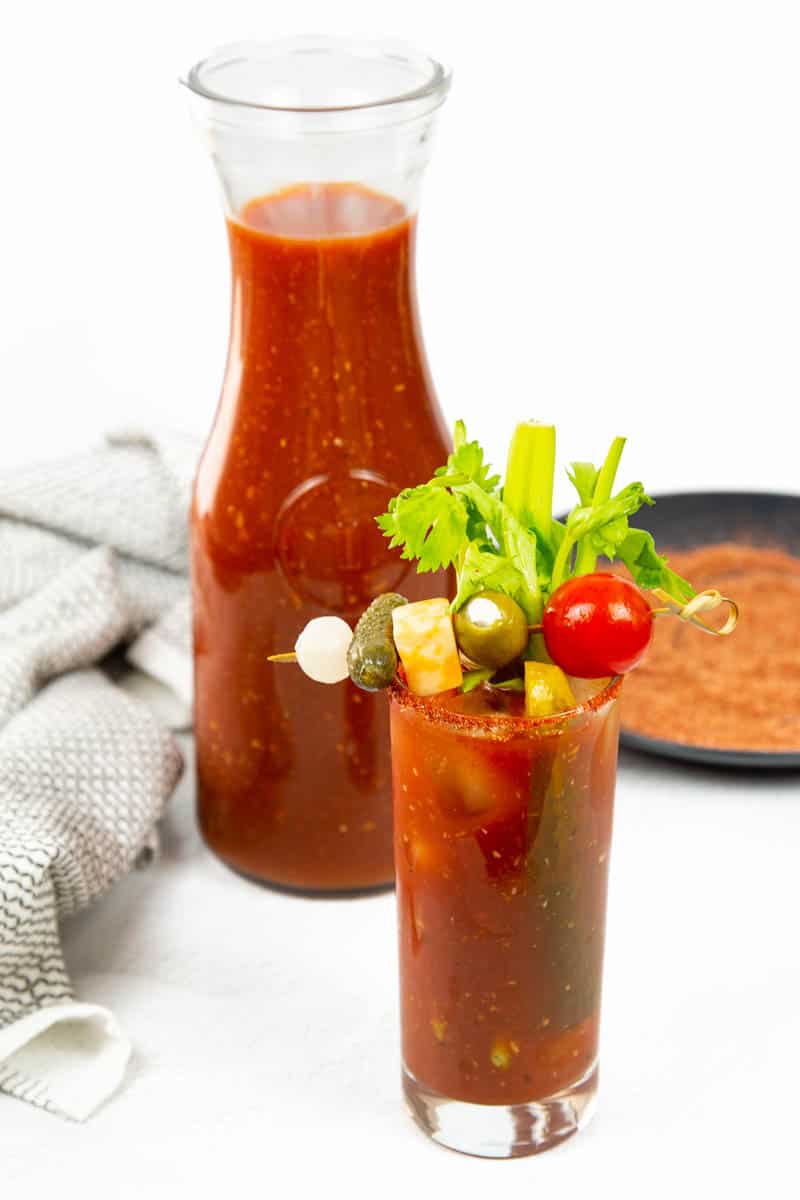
[620,490,800,769]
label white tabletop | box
[5,733,799,1198]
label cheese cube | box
[392,598,463,696]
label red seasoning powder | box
[621,543,800,752]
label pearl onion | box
[294,616,353,684]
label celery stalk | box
[503,421,555,636]
[573,436,626,575]
[503,421,556,543]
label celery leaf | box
[376,484,468,573]
[617,528,695,603]
[451,543,528,612]
[567,462,599,507]
[435,422,501,494]
[551,483,654,590]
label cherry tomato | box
[543,573,653,677]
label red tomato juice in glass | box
[389,677,622,1155]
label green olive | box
[453,591,529,669]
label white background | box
[3,1,800,1196]
[2,0,800,497]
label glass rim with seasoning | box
[389,673,622,1158]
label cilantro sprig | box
[376,419,694,624]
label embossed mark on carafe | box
[274,469,410,613]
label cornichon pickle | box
[347,592,408,691]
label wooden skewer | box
[650,587,739,636]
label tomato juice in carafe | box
[185,39,452,890]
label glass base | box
[402,1061,598,1158]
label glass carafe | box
[184,39,452,891]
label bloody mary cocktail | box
[259,409,737,1154]
[390,676,621,1157]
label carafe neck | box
[184,37,450,222]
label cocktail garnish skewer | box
[650,587,739,636]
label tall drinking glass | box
[183,39,452,891]
[389,678,622,1157]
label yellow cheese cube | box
[392,598,463,696]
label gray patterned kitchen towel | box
[0,432,197,1120]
